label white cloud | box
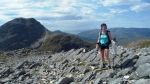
[53,0,77,14]
[0,14,11,22]
[0,0,79,20]
[109,8,128,14]
[95,8,128,21]
[0,0,28,10]
[99,0,150,12]
[80,7,93,16]
[99,0,126,6]
[131,3,150,12]
[0,0,150,32]
[99,0,143,7]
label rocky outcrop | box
[0,46,150,84]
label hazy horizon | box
[51,27,150,34]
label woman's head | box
[101,23,107,31]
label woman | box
[96,23,114,69]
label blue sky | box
[0,0,150,33]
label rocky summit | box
[0,46,150,84]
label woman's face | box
[101,26,107,31]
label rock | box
[81,50,94,61]
[17,61,41,69]
[56,77,74,84]
[70,82,77,84]
[94,78,102,84]
[61,59,69,65]
[0,47,150,84]
[130,72,139,80]
[121,55,138,68]
[67,66,76,73]
[135,56,150,67]
[16,60,30,69]
[22,73,31,81]
[60,63,68,70]
[69,48,83,59]
[86,52,98,62]
[133,79,150,84]
[82,71,96,82]
[96,69,114,79]
[13,70,26,80]
[29,62,41,69]
[0,77,12,83]
[0,68,14,78]
[108,78,122,84]
[135,63,150,78]
[117,68,131,77]
[94,78,111,84]
[48,55,52,59]
[78,66,90,74]
[87,62,100,67]
[25,79,33,84]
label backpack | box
[99,30,111,47]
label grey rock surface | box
[0,46,149,83]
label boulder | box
[108,78,122,84]
[136,63,150,78]
[56,77,74,84]
[133,79,150,84]
[82,71,96,82]
[135,56,150,67]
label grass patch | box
[77,61,87,66]
[0,53,9,62]
[137,40,150,48]
[126,39,150,48]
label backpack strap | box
[106,30,111,44]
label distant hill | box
[0,18,47,51]
[38,31,92,52]
[0,18,93,52]
[78,28,150,45]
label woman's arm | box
[108,31,115,44]
[108,31,113,40]
[97,32,100,43]
[96,32,100,50]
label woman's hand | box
[111,40,116,44]
[96,43,99,51]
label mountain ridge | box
[0,18,93,52]
[77,28,150,45]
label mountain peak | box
[6,18,40,26]
[12,17,36,21]
[0,18,46,51]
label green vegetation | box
[127,39,150,48]
[0,53,8,62]
[137,40,150,48]
[38,33,94,52]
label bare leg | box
[100,49,107,68]
[105,49,111,67]
[100,49,105,63]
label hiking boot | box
[102,63,106,68]
[108,65,112,69]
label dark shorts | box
[99,44,110,49]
